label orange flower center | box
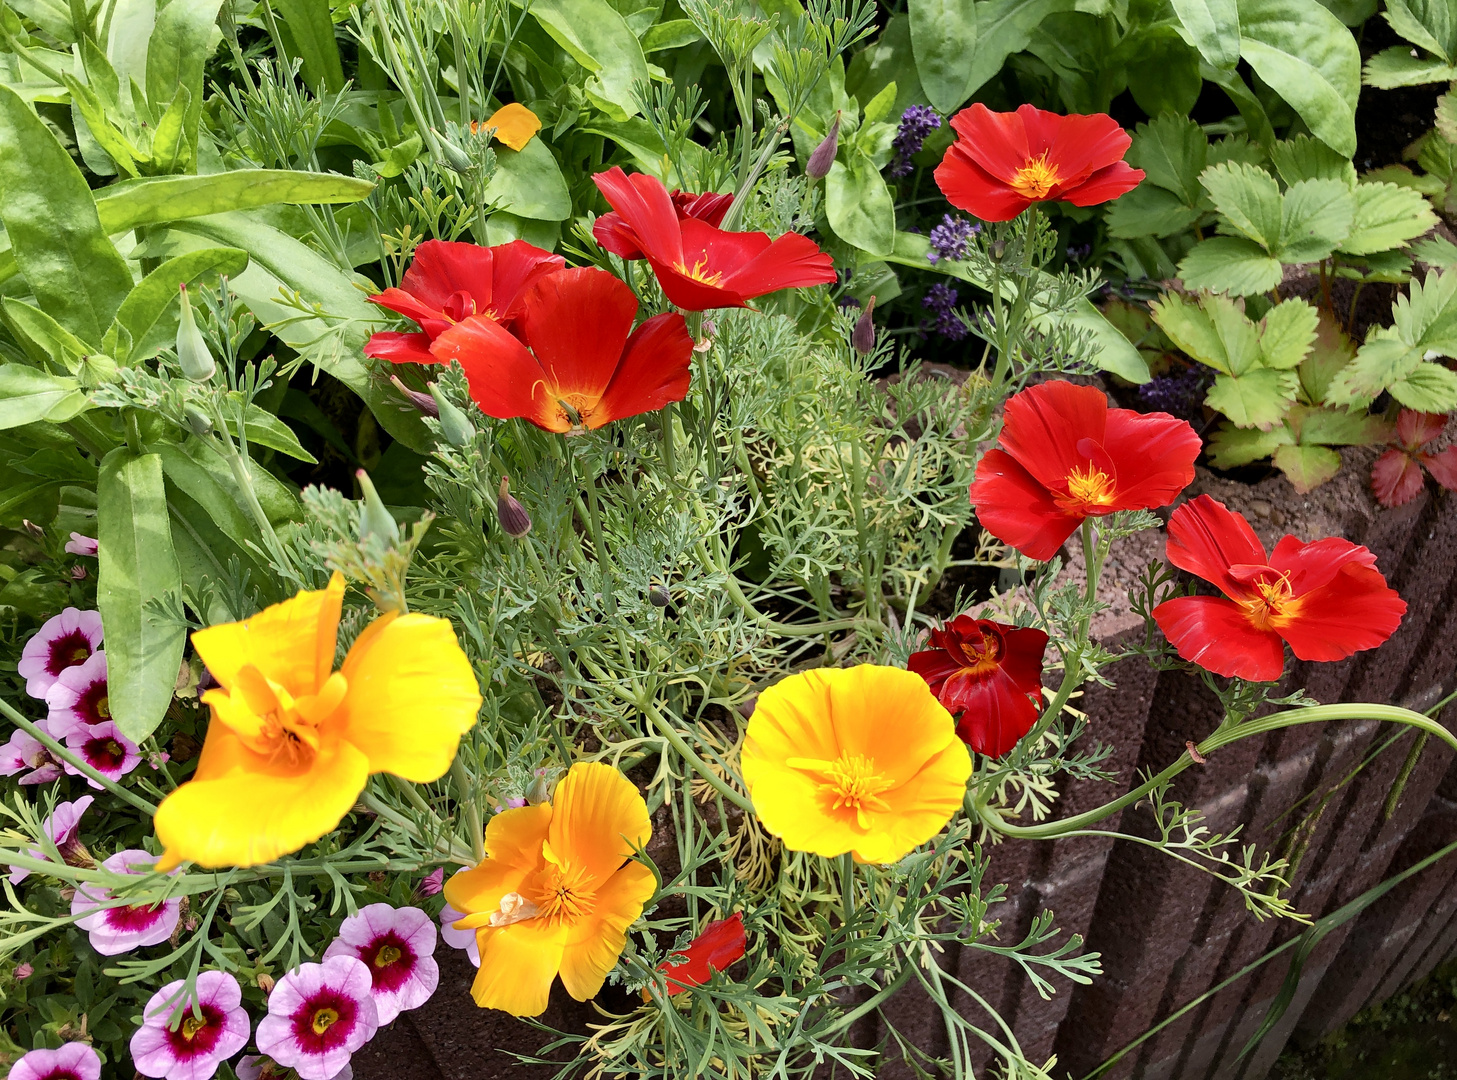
[787,752,893,828]
[674,256,724,287]
[1056,463,1117,512]
[529,863,597,925]
[551,393,597,436]
[1239,571,1298,630]
[222,667,349,769]
[1010,153,1060,199]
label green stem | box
[636,697,755,814]
[579,456,616,614]
[0,698,158,816]
[451,756,486,863]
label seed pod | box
[184,404,213,437]
[807,112,841,180]
[496,476,532,539]
[356,469,400,546]
[390,375,439,418]
[648,580,671,608]
[429,383,476,448]
[852,295,877,356]
[175,284,216,382]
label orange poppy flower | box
[471,103,542,151]
[364,239,564,364]
[1152,496,1407,682]
[969,381,1201,561]
[427,266,693,434]
[934,104,1144,222]
[591,167,837,311]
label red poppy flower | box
[591,167,837,311]
[908,615,1049,758]
[969,381,1201,561]
[427,266,693,434]
[1371,409,1457,508]
[933,104,1145,223]
[364,239,564,364]
[657,912,747,995]
[596,189,733,260]
[1152,495,1406,682]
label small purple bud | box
[415,867,445,898]
[496,476,532,539]
[390,375,439,417]
[807,112,841,180]
[852,296,877,355]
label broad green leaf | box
[641,19,702,51]
[1412,234,1457,268]
[1317,0,1377,25]
[1270,134,1356,186]
[844,15,926,121]
[227,397,319,463]
[1324,332,1422,406]
[1259,298,1318,369]
[1385,0,1456,61]
[1206,368,1299,428]
[1151,291,1246,375]
[484,211,562,252]
[106,0,155,91]
[1207,422,1292,466]
[1277,178,1355,263]
[1238,0,1361,156]
[1272,443,1342,491]
[1299,310,1355,403]
[179,435,299,526]
[9,0,76,40]
[111,247,249,362]
[1363,46,1456,87]
[97,449,186,743]
[1203,64,1277,150]
[1177,236,1283,295]
[1339,182,1440,255]
[1126,28,1204,117]
[95,171,376,234]
[273,0,345,92]
[1,298,94,371]
[962,0,1077,100]
[862,81,899,126]
[1390,360,1457,411]
[1104,186,1202,239]
[527,0,650,120]
[1128,115,1208,205]
[145,0,224,164]
[1292,403,1387,444]
[0,86,135,345]
[826,154,896,257]
[1171,0,1241,68]
[1202,161,1282,248]
[151,440,265,560]
[148,85,192,173]
[0,365,88,428]
[910,0,978,113]
[482,137,572,221]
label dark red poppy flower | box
[658,913,746,995]
[908,615,1049,758]
[1371,409,1457,508]
[591,167,837,311]
[596,189,733,260]
[970,381,1201,561]
[1152,495,1406,682]
[364,239,564,364]
[934,104,1145,223]
[427,266,693,434]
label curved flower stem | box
[634,694,755,814]
[693,538,875,638]
[450,756,486,863]
[979,703,1457,842]
[821,963,914,1035]
[0,697,158,816]
[839,852,855,928]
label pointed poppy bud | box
[356,469,400,545]
[648,581,671,608]
[807,112,840,180]
[525,770,551,805]
[176,284,216,382]
[852,295,877,355]
[429,383,475,448]
[435,131,474,174]
[184,405,213,437]
[496,476,531,539]
[657,912,746,995]
[390,375,439,417]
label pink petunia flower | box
[7,1042,102,1080]
[45,652,109,739]
[1,728,62,786]
[8,795,94,885]
[63,720,141,788]
[255,956,379,1080]
[130,970,251,1080]
[18,608,103,699]
[236,1057,352,1080]
[414,867,444,899]
[437,870,480,967]
[71,849,181,955]
[65,533,99,557]
[323,903,439,1025]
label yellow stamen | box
[1059,463,1117,510]
[674,256,724,287]
[374,944,402,968]
[180,1015,208,1041]
[787,753,894,828]
[1240,572,1297,630]
[311,1007,339,1035]
[532,864,597,924]
[1009,153,1060,199]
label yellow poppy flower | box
[153,573,482,870]
[444,761,655,1017]
[741,665,972,864]
[473,102,542,151]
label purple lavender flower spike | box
[890,105,941,178]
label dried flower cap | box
[852,296,877,356]
[807,112,840,180]
[390,375,439,417]
[496,477,532,539]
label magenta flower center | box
[83,736,127,770]
[361,931,416,992]
[165,1003,226,1059]
[107,901,168,932]
[46,630,93,675]
[75,680,110,725]
[292,988,359,1052]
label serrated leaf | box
[1178,236,1284,295]
[1129,115,1208,204]
[1151,291,1250,375]
[1105,184,1202,239]
[1207,422,1292,466]
[1207,134,1267,169]
[1259,298,1319,369]
[1203,161,1283,248]
[1438,89,1457,143]
[1271,135,1356,186]
[1272,443,1342,491]
[1411,234,1457,268]
[1363,46,1456,88]
[1207,369,1300,428]
[1299,310,1355,402]
[1324,331,1423,406]
[1390,359,1457,411]
[1395,267,1457,353]
[1291,403,1388,445]
[1277,178,1356,262]
[1336,182,1440,256]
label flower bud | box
[526,772,552,805]
[807,112,840,180]
[436,131,474,174]
[852,295,877,355]
[175,284,216,382]
[648,580,671,608]
[257,973,275,996]
[21,520,43,539]
[184,404,213,437]
[988,238,1008,263]
[390,375,438,418]
[429,383,476,448]
[496,476,532,539]
[14,962,33,980]
[356,469,400,546]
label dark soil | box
[1355,17,1444,173]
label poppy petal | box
[906,647,963,694]
[1164,496,1269,599]
[548,761,652,887]
[592,313,693,428]
[1060,160,1145,207]
[1152,595,1287,682]
[934,148,1035,222]
[660,912,746,994]
[558,861,655,1001]
[482,103,541,151]
[950,666,1041,758]
[1045,113,1134,185]
[470,920,567,1016]
[1100,407,1201,511]
[1421,445,1457,490]
[970,448,1080,561]
[428,314,561,431]
[1372,448,1424,506]
[996,381,1110,493]
[998,625,1050,694]
[1268,535,1378,596]
[643,255,747,310]
[721,231,837,299]
[593,211,646,259]
[678,190,733,225]
[399,240,497,313]
[592,167,686,267]
[517,267,638,409]
[370,287,450,330]
[481,239,565,321]
[363,331,437,365]
[1276,565,1406,663]
[947,103,1034,182]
